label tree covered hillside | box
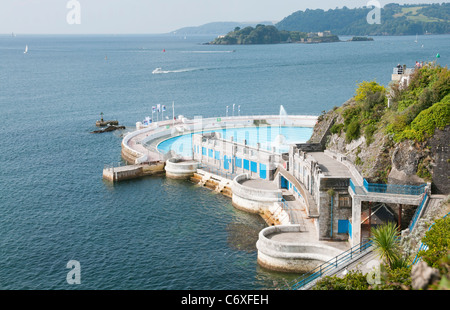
[276,3,450,35]
[209,24,307,44]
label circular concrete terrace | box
[256,225,350,273]
[239,178,279,191]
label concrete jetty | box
[102,162,165,182]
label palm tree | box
[370,222,401,268]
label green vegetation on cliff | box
[330,64,450,146]
[209,24,306,45]
[276,3,450,35]
[387,66,450,142]
[209,24,339,45]
[317,63,449,187]
[331,80,387,145]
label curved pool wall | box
[256,225,343,273]
[122,115,317,164]
[165,158,200,179]
[142,115,316,159]
[231,173,282,214]
[158,126,314,158]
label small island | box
[348,36,374,41]
[207,24,340,45]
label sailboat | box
[414,34,418,43]
[24,45,28,54]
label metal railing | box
[363,179,426,196]
[266,199,291,225]
[199,164,237,180]
[349,178,356,193]
[408,192,429,231]
[393,67,404,74]
[278,198,291,223]
[411,212,449,265]
[286,240,373,290]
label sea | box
[0,33,448,290]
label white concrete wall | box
[231,174,282,213]
[165,159,200,179]
[256,225,343,273]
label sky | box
[0,0,444,34]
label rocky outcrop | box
[411,261,441,290]
[428,126,450,194]
[311,105,448,191]
[389,140,427,185]
[91,125,125,133]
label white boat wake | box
[152,67,199,74]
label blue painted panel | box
[250,161,257,173]
[208,149,213,158]
[281,176,288,189]
[260,164,267,179]
[223,155,229,170]
[236,157,242,168]
[215,151,220,160]
[243,159,249,170]
[202,147,206,156]
[338,220,349,234]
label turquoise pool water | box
[157,126,314,157]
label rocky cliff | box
[309,66,449,194]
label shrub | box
[354,81,386,103]
[418,216,450,269]
[407,98,450,141]
[430,66,450,101]
[378,265,412,290]
[345,119,360,143]
[364,123,377,146]
[370,222,401,268]
[313,270,369,290]
[330,123,344,134]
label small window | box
[339,195,351,208]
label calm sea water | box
[0,34,448,290]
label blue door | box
[281,176,288,189]
[338,220,349,234]
[224,156,230,170]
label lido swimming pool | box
[157,126,314,157]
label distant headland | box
[173,3,449,38]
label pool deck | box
[278,189,350,252]
[239,179,279,191]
